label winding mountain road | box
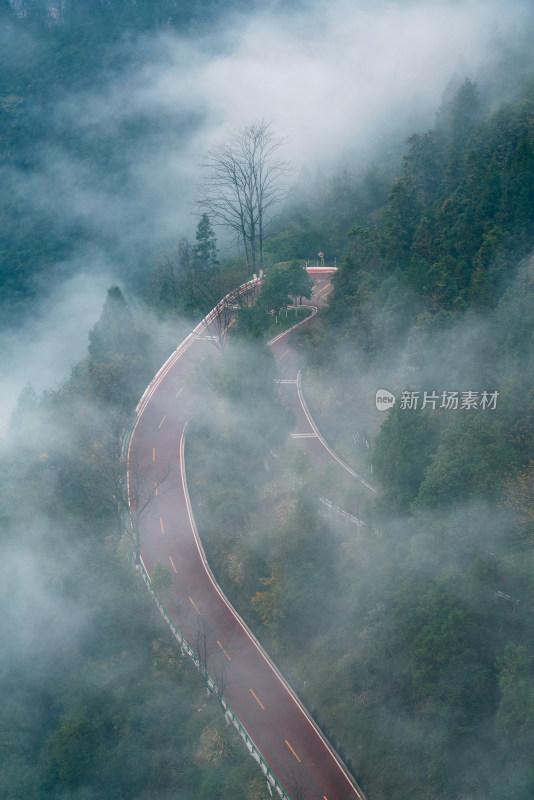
[127,270,368,800]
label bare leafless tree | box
[194,274,261,350]
[195,280,241,351]
[188,607,231,701]
[146,236,194,316]
[286,760,310,800]
[190,608,211,678]
[197,120,289,275]
[153,245,181,313]
[125,449,172,564]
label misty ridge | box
[2,1,534,799]
[1,0,532,418]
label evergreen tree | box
[88,285,149,408]
[88,285,136,364]
[193,213,219,275]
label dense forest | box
[184,80,534,800]
[0,0,291,324]
[2,1,534,799]
[0,283,272,799]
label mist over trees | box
[274,78,534,800]
[166,75,534,800]
[146,218,226,320]
[0,284,272,800]
[0,0,280,327]
[197,119,289,275]
[3,2,534,800]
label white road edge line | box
[128,272,365,800]
[179,426,365,799]
[296,369,376,494]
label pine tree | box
[88,285,136,364]
[193,213,218,275]
[87,285,149,408]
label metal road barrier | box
[123,275,292,799]
[319,496,383,536]
[122,271,366,800]
[137,556,291,800]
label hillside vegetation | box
[187,80,534,800]
[0,286,271,800]
[2,0,534,795]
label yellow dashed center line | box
[159,517,165,535]
[175,387,183,399]
[285,739,301,763]
[154,482,158,496]
[217,640,231,661]
[169,556,178,574]
[158,415,166,428]
[189,596,201,615]
[153,447,156,462]
[279,349,289,361]
[250,688,265,710]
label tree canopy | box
[197,120,289,274]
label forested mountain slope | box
[327,78,534,327]
[274,79,534,800]
[0,0,287,324]
[0,286,271,800]
[2,0,534,795]
[183,79,534,800]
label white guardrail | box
[124,275,293,799]
[123,269,365,800]
[137,558,291,799]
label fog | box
[2,2,534,796]
[2,0,533,425]
[0,270,115,433]
[49,0,534,171]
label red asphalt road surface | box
[128,270,367,800]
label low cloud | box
[0,270,112,434]
[3,0,534,423]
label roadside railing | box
[122,270,367,800]
[137,555,291,800]
[319,496,383,536]
[123,274,292,799]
